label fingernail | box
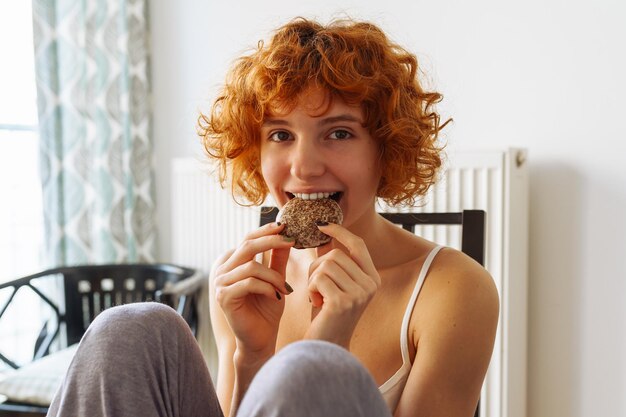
[282,235,296,242]
[276,290,282,300]
[276,221,282,226]
[285,282,294,293]
[315,220,329,226]
[308,296,311,303]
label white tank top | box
[378,245,444,412]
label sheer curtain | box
[32,0,157,266]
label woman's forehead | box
[265,86,361,119]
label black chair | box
[262,207,486,417]
[0,263,198,416]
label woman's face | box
[260,87,382,229]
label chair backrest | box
[260,207,486,266]
[58,264,197,346]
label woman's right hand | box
[213,222,294,357]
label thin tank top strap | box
[399,245,445,361]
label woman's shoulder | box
[381,220,492,285]
[384,228,496,302]
[412,245,500,340]
[430,246,495,293]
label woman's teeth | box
[293,192,337,200]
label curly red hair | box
[198,17,447,206]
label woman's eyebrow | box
[262,118,290,127]
[262,114,363,127]
[318,114,363,126]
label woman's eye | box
[329,129,352,140]
[269,131,292,142]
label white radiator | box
[171,148,528,417]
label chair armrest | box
[156,271,206,334]
[0,272,64,370]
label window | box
[0,0,43,281]
[0,1,46,369]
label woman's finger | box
[310,248,379,291]
[244,221,285,240]
[216,277,281,307]
[315,223,378,279]
[221,232,295,272]
[307,273,338,308]
[216,260,291,295]
[269,246,291,276]
[309,258,359,294]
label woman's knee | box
[51,303,219,416]
[239,340,389,416]
[72,302,193,374]
[82,302,190,347]
[252,340,374,393]
[275,340,356,373]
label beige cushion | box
[0,344,77,406]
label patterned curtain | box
[32,0,156,266]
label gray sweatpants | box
[47,302,392,417]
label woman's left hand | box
[304,223,381,348]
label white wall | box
[150,1,626,416]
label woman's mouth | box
[286,191,343,202]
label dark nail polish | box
[276,290,282,300]
[276,221,282,226]
[315,220,329,226]
[285,282,294,293]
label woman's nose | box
[290,140,325,180]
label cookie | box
[277,197,343,249]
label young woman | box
[47,17,498,417]
[200,17,499,417]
